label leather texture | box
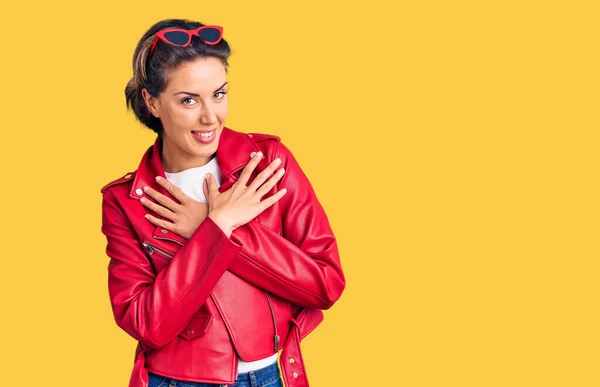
[100,126,345,387]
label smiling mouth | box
[191,130,216,138]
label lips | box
[191,129,217,144]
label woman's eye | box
[214,91,227,100]
[182,97,196,106]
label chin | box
[206,140,222,156]
[196,145,217,158]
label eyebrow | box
[173,82,228,97]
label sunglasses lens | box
[198,28,221,43]
[163,31,190,46]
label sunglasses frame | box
[149,25,224,56]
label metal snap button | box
[289,357,295,363]
[186,329,194,335]
[292,372,298,378]
[135,188,143,196]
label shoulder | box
[245,131,302,173]
[100,170,137,194]
[247,131,281,143]
[246,131,287,158]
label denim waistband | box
[148,362,281,387]
[235,362,280,384]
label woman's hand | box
[206,151,287,238]
[140,177,208,239]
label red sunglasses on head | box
[149,25,224,56]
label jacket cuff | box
[193,215,243,253]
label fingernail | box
[275,158,281,164]
[144,214,149,218]
[250,152,256,158]
[155,176,162,181]
[140,197,145,203]
[257,151,263,157]
[143,186,149,192]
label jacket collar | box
[129,126,259,200]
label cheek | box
[216,103,228,122]
[161,104,183,122]
[169,107,196,127]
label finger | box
[235,151,263,189]
[203,177,209,199]
[144,213,176,231]
[143,185,181,211]
[140,197,176,220]
[255,167,286,199]
[247,157,282,193]
[155,176,188,205]
[205,173,223,203]
[205,173,219,196]
[258,188,287,212]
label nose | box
[200,103,218,125]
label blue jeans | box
[148,362,283,387]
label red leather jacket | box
[100,126,346,387]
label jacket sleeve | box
[101,189,242,349]
[227,140,346,310]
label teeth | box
[193,131,214,138]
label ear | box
[141,88,160,118]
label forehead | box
[165,57,226,92]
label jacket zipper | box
[264,291,280,351]
[153,235,184,246]
[142,241,174,259]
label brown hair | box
[125,18,232,135]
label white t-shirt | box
[164,155,279,374]
[164,155,222,203]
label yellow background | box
[0,1,598,386]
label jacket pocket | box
[142,241,176,274]
[142,241,175,260]
[179,312,213,340]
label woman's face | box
[143,56,229,172]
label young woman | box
[100,18,346,387]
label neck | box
[160,137,214,173]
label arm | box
[228,141,346,309]
[101,189,242,349]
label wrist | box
[207,212,233,238]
